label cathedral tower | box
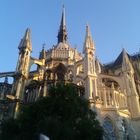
[12,28,32,100]
[83,25,97,99]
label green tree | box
[0,83,103,140]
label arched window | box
[89,58,94,74]
[103,117,116,140]
[76,64,84,75]
[55,63,67,81]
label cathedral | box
[0,7,140,140]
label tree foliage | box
[0,83,103,140]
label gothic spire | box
[83,25,95,53]
[57,6,67,44]
[39,44,46,59]
[24,28,31,40]
[86,24,92,38]
[18,28,32,52]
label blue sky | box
[0,0,140,72]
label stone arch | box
[30,63,38,71]
[99,74,123,91]
[0,72,15,78]
[102,114,116,125]
[102,78,120,90]
[29,57,45,70]
[0,76,14,84]
[54,63,67,81]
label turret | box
[83,25,97,99]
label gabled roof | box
[113,51,123,67]
[103,49,130,70]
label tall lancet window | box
[103,117,116,140]
[89,58,94,74]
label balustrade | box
[97,87,127,109]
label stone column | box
[103,88,107,107]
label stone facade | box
[0,7,140,140]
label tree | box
[0,83,103,140]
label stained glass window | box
[103,117,116,140]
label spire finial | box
[24,28,31,40]
[86,23,92,37]
[61,5,66,26]
[122,48,127,56]
[57,5,67,43]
